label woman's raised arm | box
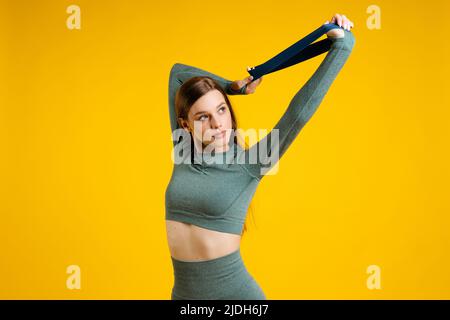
[244,26,355,180]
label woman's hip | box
[170,248,266,300]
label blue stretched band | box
[247,23,346,81]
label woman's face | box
[183,89,233,153]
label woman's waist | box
[166,220,241,262]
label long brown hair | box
[174,76,257,236]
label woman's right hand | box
[230,70,263,95]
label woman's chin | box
[211,138,230,150]
[216,137,230,146]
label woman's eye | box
[197,106,225,121]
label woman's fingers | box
[342,15,353,31]
[336,14,343,27]
[342,14,348,29]
[244,75,263,94]
[346,19,354,31]
[233,70,259,94]
[241,74,253,83]
[330,13,354,31]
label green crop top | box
[165,29,355,235]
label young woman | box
[165,13,355,300]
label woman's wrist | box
[326,29,345,39]
[229,81,247,95]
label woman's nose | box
[210,117,222,129]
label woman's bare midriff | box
[165,220,241,262]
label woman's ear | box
[178,117,190,133]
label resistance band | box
[246,23,347,81]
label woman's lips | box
[214,131,226,139]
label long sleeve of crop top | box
[168,63,248,146]
[244,29,356,180]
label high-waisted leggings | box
[170,248,266,300]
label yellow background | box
[1,0,449,299]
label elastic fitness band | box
[246,23,347,81]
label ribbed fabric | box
[171,249,266,300]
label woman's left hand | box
[325,13,354,38]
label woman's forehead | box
[190,90,226,114]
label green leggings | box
[170,249,266,300]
